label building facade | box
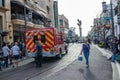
[54,1,59,29]
[59,14,69,39]
[0,0,59,46]
[0,0,12,48]
[38,0,55,27]
[11,0,53,42]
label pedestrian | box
[11,42,20,68]
[80,39,90,68]
[108,48,120,62]
[2,42,10,68]
[35,41,43,67]
[88,38,91,44]
[7,42,13,65]
[18,41,22,59]
[21,41,26,58]
[113,36,119,50]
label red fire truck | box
[25,27,67,58]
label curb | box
[116,61,120,80]
[0,57,34,74]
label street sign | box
[104,16,111,29]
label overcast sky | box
[58,0,110,36]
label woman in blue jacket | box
[80,39,90,68]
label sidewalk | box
[0,57,34,73]
[93,45,120,80]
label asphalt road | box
[0,44,112,80]
[30,44,112,80]
[0,44,80,80]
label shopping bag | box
[78,54,83,61]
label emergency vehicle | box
[25,27,67,58]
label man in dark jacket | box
[35,41,43,67]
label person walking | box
[35,41,43,67]
[80,39,90,68]
[113,36,119,50]
[2,42,10,68]
[11,42,20,68]
[7,42,13,65]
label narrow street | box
[30,44,112,80]
[0,44,112,80]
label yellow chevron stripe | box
[38,35,40,39]
[40,31,44,35]
[31,48,34,52]
[50,30,53,34]
[46,32,54,39]
[46,36,54,45]
[46,41,51,47]
[26,38,33,47]
[26,32,28,36]
[29,31,34,36]
[30,42,34,48]
[46,48,50,51]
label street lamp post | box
[110,0,115,51]
[77,19,82,37]
[102,0,114,51]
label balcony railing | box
[11,14,25,20]
[11,13,43,26]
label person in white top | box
[11,42,20,67]
[2,42,10,67]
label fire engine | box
[25,27,68,58]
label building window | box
[0,16,3,30]
[41,35,46,43]
[60,19,63,25]
[0,0,4,7]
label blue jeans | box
[35,55,42,67]
[84,51,90,65]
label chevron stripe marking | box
[46,32,54,39]
[26,38,33,48]
[46,36,54,45]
